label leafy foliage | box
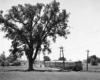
[91,58,98,66]
[6,54,17,63]
[85,55,98,66]
[58,57,66,61]
[0,51,9,66]
[0,51,6,62]
[0,0,70,70]
[44,56,51,61]
[10,60,21,66]
[87,55,97,63]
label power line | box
[65,41,100,51]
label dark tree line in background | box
[58,57,66,61]
[84,55,100,66]
[0,51,21,66]
[44,56,51,61]
[0,0,70,71]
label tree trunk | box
[28,57,34,71]
[27,44,41,71]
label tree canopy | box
[87,55,98,63]
[44,56,51,61]
[0,0,70,70]
[58,57,66,61]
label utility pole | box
[62,47,65,69]
[59,46,65,69]
[60,48,61,58]
[86,50,90,71]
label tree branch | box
[1,18,30,46]
[32,43,41,62]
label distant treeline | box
[0,52,21,67]
[83,55,100,65]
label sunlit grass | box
[0,65,100,80]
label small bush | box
[91,58,98,66]
[10,61,21,66]
[1,61,5,67]
[0,60,9,67]
[44,56,51,61]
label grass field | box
[0,65,100,80]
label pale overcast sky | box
[0,0,100,61]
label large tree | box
[0,0,70,70]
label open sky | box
[0,0,100,61]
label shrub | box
[58,57,66,61]
[10,61,21,66]
[91,58,98,66]
[44,56,51,61]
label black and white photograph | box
[0,0,100,80]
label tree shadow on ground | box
[4,69,100,73]
[3,68,71,72]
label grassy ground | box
[0,65,100,80]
